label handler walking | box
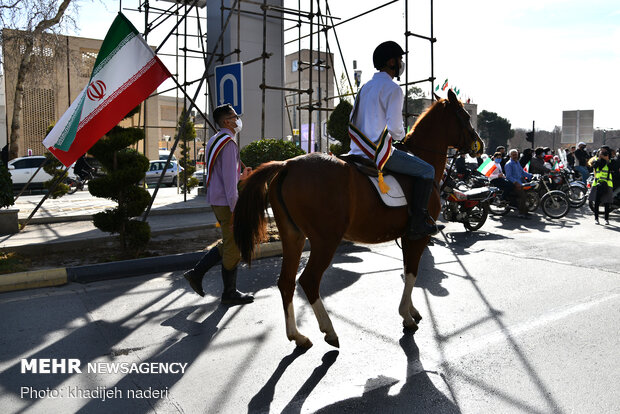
[183,104,254,305]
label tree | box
[403,86,427,127]
[0,161,14,209]
[326,99,352,155]
[1,0,76,159]
[42,124,70,198]
[177,108,199,193]
[88,106,151,254]
[477,110,513,154]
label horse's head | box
[442,89,483,156]
[405,89,484,157]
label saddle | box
[338,153,408,207]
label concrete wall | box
[206,0,284,150]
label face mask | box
[495,158,501,163]
[397,59,405,77]
[234,118,243,133]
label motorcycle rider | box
[574,142,590,183]
[504,149,533,218]
[74,154,94,182]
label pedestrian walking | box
[183,104,254,305]
[588,148,614,225]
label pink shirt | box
[206,128,240,212]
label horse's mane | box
[402,98,446,143]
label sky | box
[73,0,620,132]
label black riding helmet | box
[373,41,405,70]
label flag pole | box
[19,166,70,230]
[141,74,211,222]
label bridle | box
[403,98,482,158]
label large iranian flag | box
[43,12,171,167]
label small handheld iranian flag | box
[477,157,497,177]
[43,13,171,167]
[523,161,530,173]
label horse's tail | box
[234,161,287,264]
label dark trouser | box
[594,188,611,222]
[512,183,528,214]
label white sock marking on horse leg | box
[311,299,338,343]
[399,272,417,328]
[285,302,311,347]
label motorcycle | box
[488,174,570,219]
[441,177,498,231]
[549,168,587,208]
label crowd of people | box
[454,143,619,223]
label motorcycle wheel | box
[488,198,510,216]
[463,203,488,231]
[66,179,79,195]
[567,185,587,208]
[526,191,539,212]
[541,190,570,219]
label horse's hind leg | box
[298,240,341,348]
[274,215,312,348]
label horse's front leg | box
[399,271,422,330]
[399,239,425,331]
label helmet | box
[373,41,405,70]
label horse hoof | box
[296,337,313,349]
[403,320,419,333]
[325,335,340,348]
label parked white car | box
[145,160,183,187]
[8,155,77,191]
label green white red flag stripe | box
[43,12,171,167]
[477,157,497,177]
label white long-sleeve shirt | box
[349,71,405,158]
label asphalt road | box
[1,205,618,413]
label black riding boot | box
[406,178,445,240]
[221,266,254,305]
[183,248,222,297]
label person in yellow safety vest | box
[588,148,614,225]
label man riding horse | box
[348,40,444,239]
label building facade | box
[284,49,334,153]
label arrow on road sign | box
[215,62,243,115]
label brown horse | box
[233,89,483,348]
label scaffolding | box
[121,0,436,151]
[19,0,438,227]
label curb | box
[18,205,209,225]
[2,223,219,256]
[0,268,68,293]
[0,240,298,293]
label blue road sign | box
[215,62,243,115]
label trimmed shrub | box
[240,138,305,169]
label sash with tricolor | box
[477,158,497,177]
[204,132,234,188]
[348,91,393,193]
